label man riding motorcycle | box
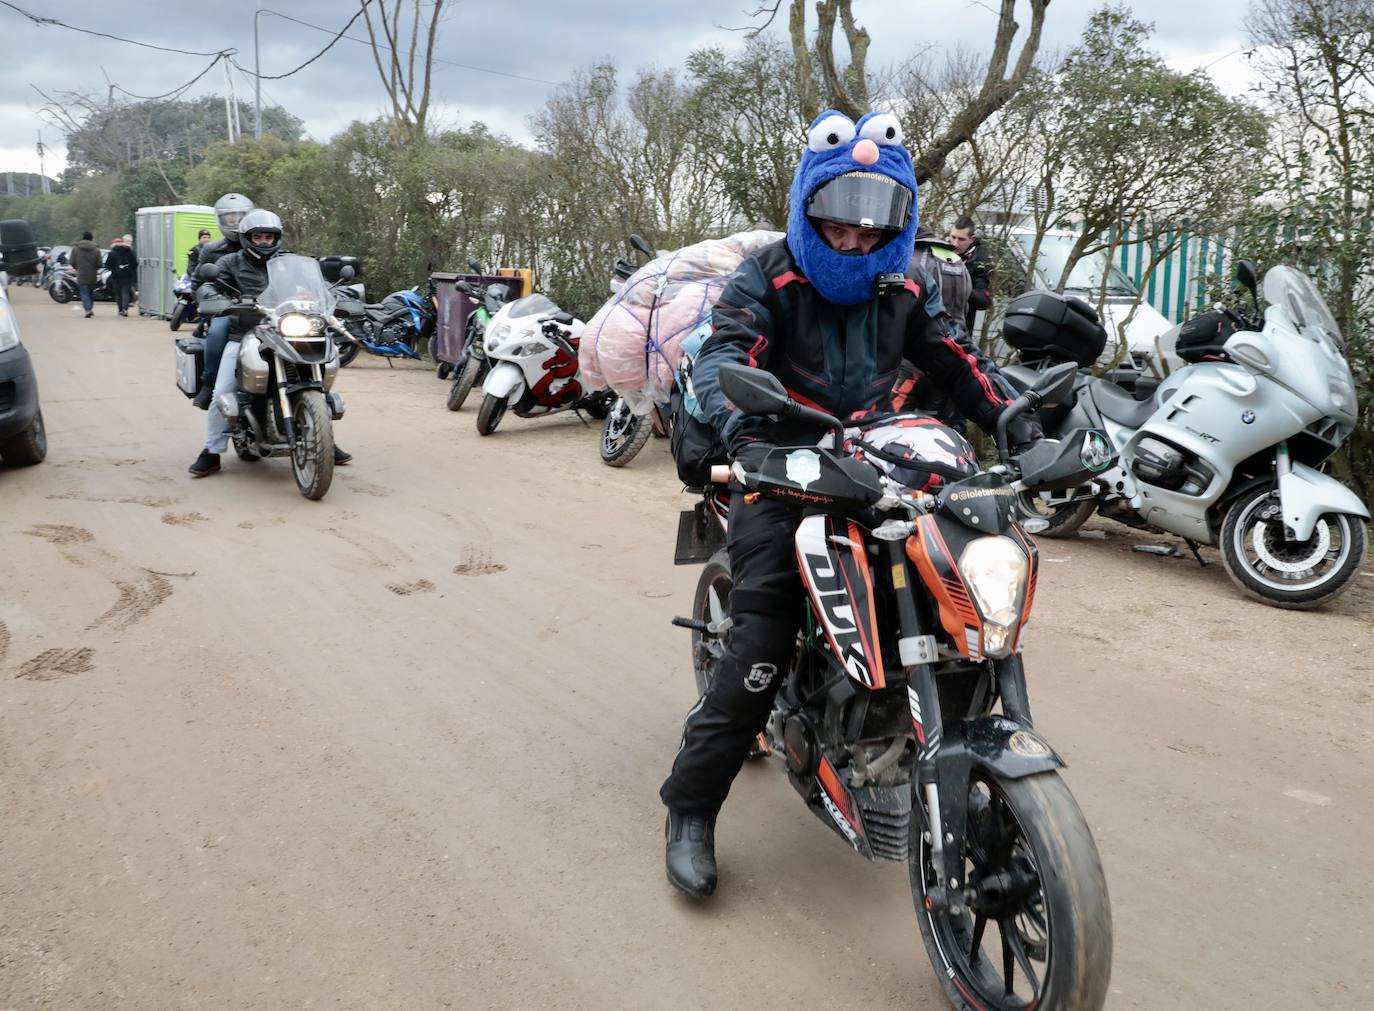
[191,194,254,411]
[657,111,1035,898]
[187,209,351,477]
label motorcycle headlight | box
[0,301,19,352]
[509,342,549,357]
[486,321,511,347]
[958,536,1029,659]
[1328,375,1357,417]
[280,312,313,338]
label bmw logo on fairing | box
[1242,410,1256,425]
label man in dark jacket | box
[949,215,993,335]
[658,111,1026,898]
[69,231,102,318]
[103,237,138,316]
[186,228,212,276]
[188,209,351,477]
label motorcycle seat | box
[1088,377,1156,428]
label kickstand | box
[1185,539,1208,567]
[385,358,394,368]
[573,407,590,427]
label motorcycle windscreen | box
[795,514,885,689]
[258,254,337,317]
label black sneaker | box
[333,446,352,465]
[191,386,213,410]
[188,450,221,478]
[665,810,717,898]
[84,311,93,318]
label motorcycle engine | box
[783,713,820,778]
[1131,437,1187,489]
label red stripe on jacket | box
[772,271,808,290]
[942,336,1005,408]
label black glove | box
[1003,411,1044,455]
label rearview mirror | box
[338,265,355,282]
[717,362,790,416]
[1030,361,1078,407]
[197,262,220,281]
[1236,260,1258,295]
[629,233,653,259]
[467,256,483,274]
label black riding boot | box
[665,810,717,898]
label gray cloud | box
[0,0,1251,175]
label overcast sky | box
[0,0,1258,177]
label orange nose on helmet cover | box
[852,138,879,166]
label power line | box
[234,1,374,81]
[0,0,224,56]
[248,6,561,86]
[111,53,229,103]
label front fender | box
[940,716,1065,781]
[483,361,526,400]
[1279,461,1370,541]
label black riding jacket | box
[197,235,241,271]
[693,239,1009,449]
[204,249,274,339]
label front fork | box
[273,358,297,448]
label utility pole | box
[254,0,263,139]
[221,54,238,143]
[36,132,49,194]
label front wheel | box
[1220,486,1366,609]
[475,392,507,436]
[0,409,47,466]
[447,355,481,412]
[914,771,1113,1011]
[50,283,71,304]
[1014,488,1098,538]
[600,398,652,467]
[169,301,186,331]
[290,390,335,500]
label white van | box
[977,228,1176,373]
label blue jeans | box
[204,340,241,453]
[78,284,95,313]
[202,316,231,383]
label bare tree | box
[361,0,447,138]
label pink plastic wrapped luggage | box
[579,230,782,413]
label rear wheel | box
[0,409,47,466]
[1014,488,1098,538]
[600,398,652,466]
[336,338,360,367]
[475,393,507,436]
[436,361,454,380]
[290,390,335,500]
[447,355,481,411]
[169,301,186,331]
[914,771,1113,1011]
[1220,486,1366,609]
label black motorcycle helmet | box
[238,209,283,262]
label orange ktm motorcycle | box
[672,362,1116,1011]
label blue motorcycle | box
[338,279,438,367]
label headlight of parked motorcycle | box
[0,302,19,352]
[279,312,313,338]
[1328,375,1357,417]
[958,536,1029,659]
[486,322,511,348]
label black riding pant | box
[660,493,803,817]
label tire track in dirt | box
[23,524,177,632]
[14,648,95,681]
[453,546,506,576]
[386,579,435,596]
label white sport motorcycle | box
[1011,262,1367,608]
[475,293,611,435]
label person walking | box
[104,237,138,317]
[69,231,102,318]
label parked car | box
[978,228,1177,373]
[0,220,47,466]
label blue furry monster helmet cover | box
[786,110,919,305]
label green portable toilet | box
[135,204,218,319]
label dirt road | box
[2,286,1371,1009]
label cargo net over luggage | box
[577,230,783,415]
